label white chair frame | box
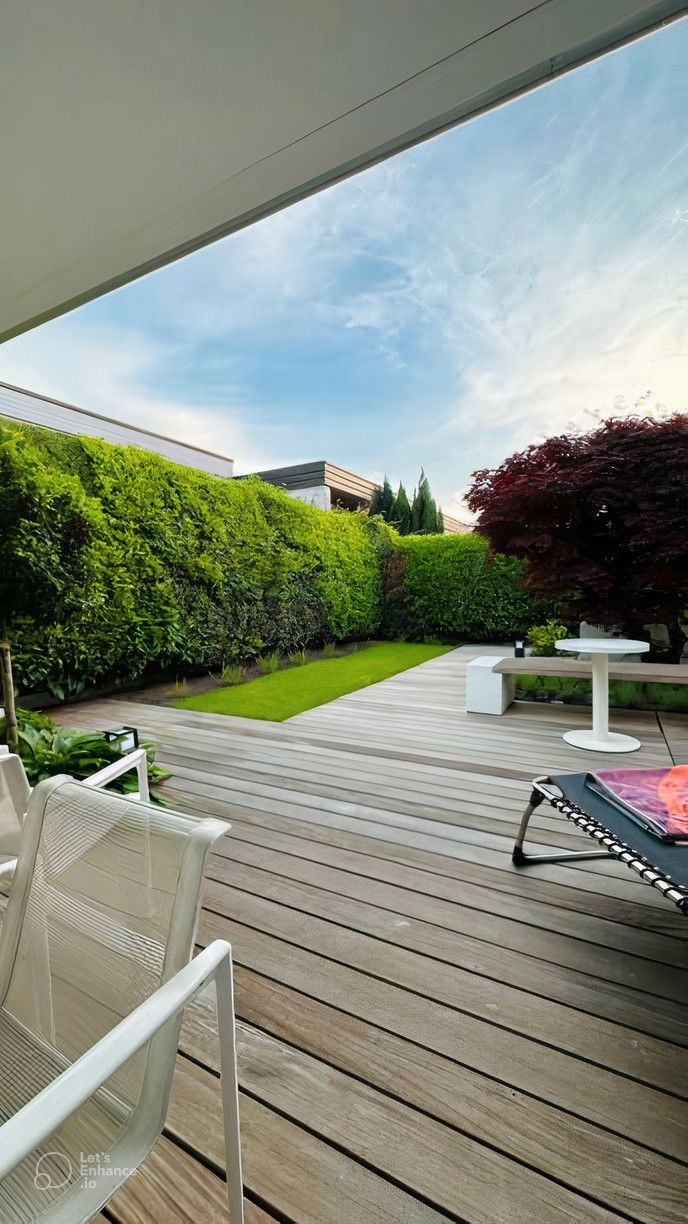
[0,939,243,1222]
[0,747,149,891]
[0,774,244,1222]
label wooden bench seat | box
[466,653,688,716]
[495,657,688,683]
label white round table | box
[555,638,650,753]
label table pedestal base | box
[563,729,641,754]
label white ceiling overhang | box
[1,0,683,343]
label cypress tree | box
[379,476,395,519]
[393,482,412,534]
[371,476,395,520]
[369,485,383,516]
[410,470,443,534]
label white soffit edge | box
[1,0,684,343]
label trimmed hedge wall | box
[0,422,389,697]
[383,533,540,642]
[0,421,538,697]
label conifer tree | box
[393,482,412,534]
[371,476,395,520]
[380,476,395,519]
[373,471,443,535]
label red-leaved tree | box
[466,415,688,660]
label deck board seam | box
[200,901,688,1095]
[205,851,688,1002]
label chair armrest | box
[82,748,150,802]
[0,856,17,896]
[0,939,234,1178]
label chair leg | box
[216,951,245,1224]
[512,788,610,866]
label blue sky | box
[1,19,686,518]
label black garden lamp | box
[104,725,139,753]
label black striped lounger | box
[513,772,688,915]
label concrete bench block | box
[466,656,514,715]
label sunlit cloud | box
[0,321,292,471]
[0,19,686,508]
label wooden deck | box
[58,647,688,1223]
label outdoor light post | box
[104,726,140,753]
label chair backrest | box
[0,752,30,857]
[0,775,226,1112]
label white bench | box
[466,655,688,715]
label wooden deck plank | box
[161,773,674,908]
[55,647,688,1222]
[208,822,688,966]
[174,789,688,936]
[172,1024,626,1224]
[168,1063,452,1224]
[180,967,688,1224]
[196,914,688,1162]
[203,863,688,1043]
[208,840,688,1001]
[103,1135,237,1224]
[200,881,688,1083]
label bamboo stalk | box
[0,641,19,754]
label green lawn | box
[176,641,452,721]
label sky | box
[0,19,686,520]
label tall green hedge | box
[0,422,389,696]
[383,533,540,641]
[0,421,538,697]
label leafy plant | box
[1,420,547,698]
[527,622,569,657]
[372,471,442,536]
[514,675,688,714]
[257,650,282,675]
[369,477,395,520]
[287,649,307,667]
[391,483,411,535]
[384,533,543,641]
[220,663,245,685]
[467,415,688,660]
[12,706,53,732]
[0,422,391,696]
[1,710,169,796]
[320,642,340,659]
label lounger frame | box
[513,776,688,915]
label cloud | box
[0,319,293,471]
[0,20,685,511]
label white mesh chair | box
[0,774,244,1222]
[0,753,30,887]
[0,747,149,893]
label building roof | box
[1,2,679,343]
[253,460,378,509]
[253,460,472,530]
[442,513,472,534]
[0,381,235,477]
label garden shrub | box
[513,676,688,714]
[527,622,570,656]
[384,533,541,641]
[0,709,168,796]
[0,422,388,696]
[1,421,539,698]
